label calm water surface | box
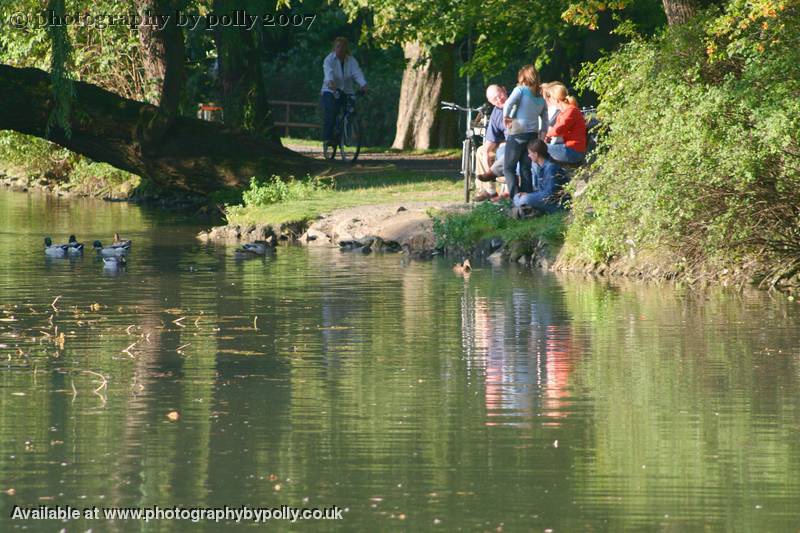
[0,190,799,532]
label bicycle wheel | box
[338,114,362,163]
[323,125,339,160]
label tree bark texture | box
[0,65,311,194]
[662,0,698,25]
[134,0,186,148]
[392,43,457,150]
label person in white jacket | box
[320,37,368,147]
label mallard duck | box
[453,259,472,275]
[93,240,130,256]
[235,240,271,257]
[112,233,132,248]
[102,255,127,268]
[44,237,69,257]
[66,235,84,255]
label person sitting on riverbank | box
[511,140,566,216]
[503,65,548,199]
[474,85,508,202]
[320,37,368,150]
[545,85,586,165]
[541,82,566,128]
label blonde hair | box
[332,36,350,56]
[542,81,566,99]
[517,65,541,94]
[549,84,578,106]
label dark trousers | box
[320,91,342,143]
[504,132,535,198]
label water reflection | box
[1,190,800,532]
[463,284,576,427]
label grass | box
[432,201,567,251]
[224,170,463,225]
[280,137,461,158]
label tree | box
[0,0,304,192]
[392,43,456,150]
[0,65,309,193]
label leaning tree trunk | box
[662,0,698,25]
[0,65,312,193]
[392,43,457,150]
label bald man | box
[474,84,508,201]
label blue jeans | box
[320,91,343,143]
[547,142,585,164]
[504,132,536,198]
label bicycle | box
[440,101,491,203]
[323,89,363,163]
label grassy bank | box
[224,169,463,225]
[431,201,566,253]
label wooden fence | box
[268,100,320,137]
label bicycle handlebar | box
[440,101,490,114]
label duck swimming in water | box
[112,232,132,248]
[66,235,84,255]
[234,240,272,257]
[93,240,130,257]
[44,237,69,257]
[453,259,472,275]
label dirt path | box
[284,143,460,174]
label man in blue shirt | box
[512,140,566,214]
[474,85,507,202]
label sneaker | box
[491,193,510,203]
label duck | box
[112,232,132,248]
[234,240,272,257]
[66,235,84,255]
[44,237,69,257]
[453,259,472,275]
[102,255,127,268]
[93,240,130,257]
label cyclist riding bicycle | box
[320,37,368,152]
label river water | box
[0,190,799,532]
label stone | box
[488,250,504,266]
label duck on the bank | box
[102,255,127,268]
[44,237,69,257]
[235,240,272,257]
[93,240,130,256]
[112,233,132,248]
[453,259,472,275]
[67,235,84,255]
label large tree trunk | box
[0,65,312,193]
[212,2,277,141]
[392,43,457,150]
[662,0,698,25]
[134,0,186,148]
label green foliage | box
[240,175,330,208]
[566,0,800,283]
[433,202,565,250]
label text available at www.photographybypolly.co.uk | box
[10,504,345,523]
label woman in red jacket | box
[545,85,587,164]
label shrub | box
[566,0,800,285]
[240,175,330,208]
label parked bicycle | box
[440,101,491,202]
[323,89,363,163]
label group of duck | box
[44,233,132,268]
